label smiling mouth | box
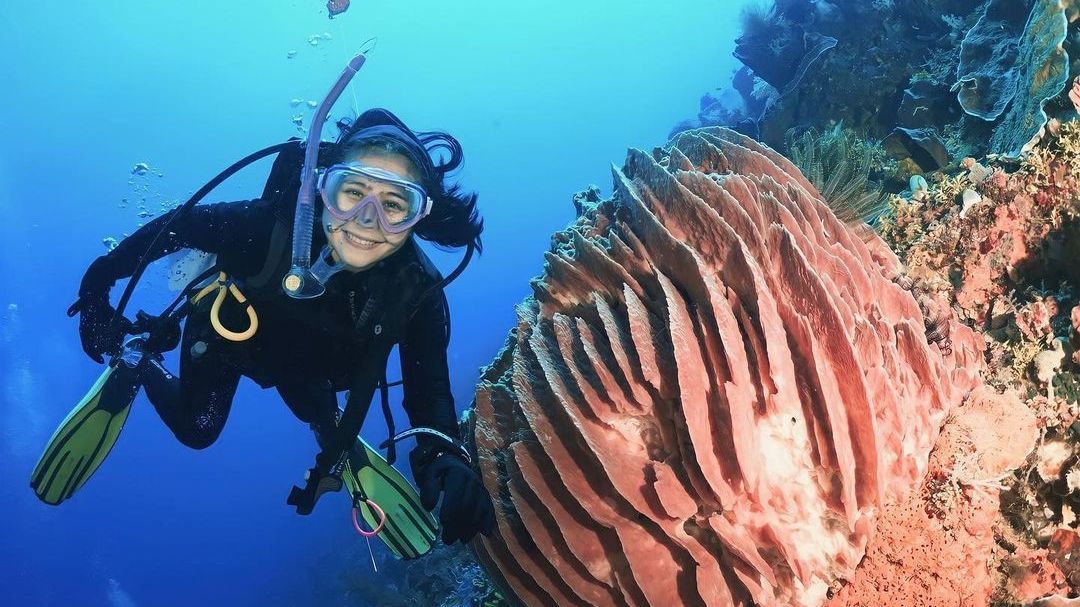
[342,231,383,249]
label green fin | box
[30,363,141,505]
[343,438,438,560]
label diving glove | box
[73,258,131,363]
[412,445,496,544]
[71,293,132,364]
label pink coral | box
[1072,305,1080,365]
[1049,530,1080,589]
[882,135,1080,328]
[470,128,983,606]
[953,195,1034,317]
[1017,296,1059,344]
[990,167,1010,190]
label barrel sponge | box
[468,128,984,607]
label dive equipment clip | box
[190,271,259,342]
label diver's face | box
[322,151,419,272]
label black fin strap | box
[318,338,391,494]
[380,370,396,465]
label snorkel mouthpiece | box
[284,53,368,299]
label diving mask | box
[318,163,432,234]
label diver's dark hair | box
[333,114,484,254]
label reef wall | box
[676,0,1080,185]
[468,128,983,606]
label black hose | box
[109,142,293,336]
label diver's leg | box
[140,352,240,450]
[275,379,339,449]
[139,310,242,450]
[138,357,179,413]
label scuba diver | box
[30,53,496,558]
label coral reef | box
[873,119,1080,604]
[983,0,1072,158]
[674,0,1080,179]
[651,2,1080,604]
[878,119,1080,356]
[468,127,982,606]
[826,385,1053,606]
[336,542,507,607]
[953,0,1041,122]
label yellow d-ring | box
[191,272,259,342]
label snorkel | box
[282,52,367,299]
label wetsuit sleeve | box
[78,199,274,298]
[398,287,460,444]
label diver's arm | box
[399,286,496,542]
[78,199,273,297]
[398,286,461,446]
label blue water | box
[1,2,741,605]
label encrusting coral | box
[879,120,1080,389]
[874,118,1080,605]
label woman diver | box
[32,100,497,556]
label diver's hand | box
[413,449,496,544]
[74,258,131,363]
[72,293,132,364]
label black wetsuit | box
[81,197,459,461]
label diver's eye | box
[382,200,405,212]
[343,187,364,198]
